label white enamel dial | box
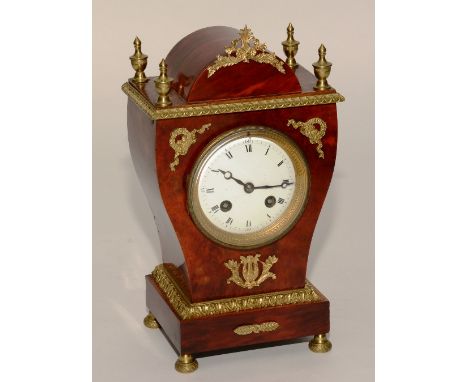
[198,136,295,233]
[188,126,309,249]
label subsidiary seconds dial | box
[188,126,309,249]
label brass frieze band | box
[151,264,321,320]
[122,82,156,118]
[234,321,280,336]
[122,81,344,121]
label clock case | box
[123,26,343,367]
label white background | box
[93,0,374,381]
[1,1,467,382]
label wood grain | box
[155,103,337,302]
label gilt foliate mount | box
[207,26,286,78]
[169,124,211,171]
[287,117,328,159]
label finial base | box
[132,72,149,84]
[285,56,298,70]
[313,79,331,91]
[156,92,172,107]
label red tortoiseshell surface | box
[165,26,301,102]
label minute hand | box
[254,181,294,189]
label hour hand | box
[212,169,246,186]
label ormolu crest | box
[224,254,278,289]
[207,26,285,78]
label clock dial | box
[188,126,309,249]
[198,136,296,234]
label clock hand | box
[254,180,294,189]
[212,169,246,186]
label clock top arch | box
[165,26,302,102]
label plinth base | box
[145,265,331,361]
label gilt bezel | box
[187,126,310,249]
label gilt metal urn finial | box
[282,23,299,69]
[129,37,149,84]
[313,44,332,90]
[155,58,173,107]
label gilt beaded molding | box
[122,81,344,121]
[151,264,322,320]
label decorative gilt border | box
[151,264,322,320]
[122,82,345,121]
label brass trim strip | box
[122,82,156,119]
[151,264,322,320]
[122,82,345,121]
[234,321,280,336]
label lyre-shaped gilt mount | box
[224,254,278,289]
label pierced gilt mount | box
[224,254,278,289]
[129,37,149,84]
[313,44,332,90]
[282,23,299,69]
[207,26,286,78]
[287,118,327,159]
[234,321,279,336]
[169,124,211,171]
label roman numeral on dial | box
[246,220,251,227]
[225,151,233,159]
[245,144,252,152]
[226,217,233,225]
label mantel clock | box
[122,24,344,373]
